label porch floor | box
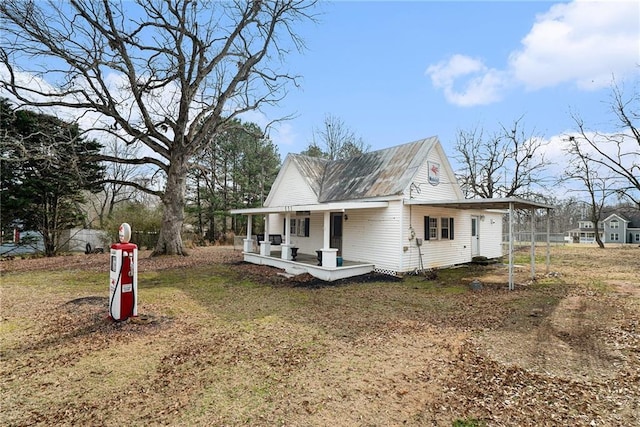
[242,250,375,281]
[268,250,365,267]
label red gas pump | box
[109,223,138,321]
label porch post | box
[323,211,330,248]
[281,212,292,260]
[243,214,254,253]
[530,208,535,279]
[284,212,291,245]
[260,214,271,256]
[321,211,337,267]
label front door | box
[471,216,480,257]
[330,213,343,255]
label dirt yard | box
[1,245,638,426]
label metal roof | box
[289,137,438,203]
[404,197,555,210]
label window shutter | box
[449,218,454,240]
[424,216,430,241]
[304,218,310,237]
[283,218,286,235]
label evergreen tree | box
[187,119,280,241]
[0,99,104,256]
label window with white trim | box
[610,233,619,241]
[610,219,619,229]
[635,233,639,242]
[426,217,438,240]
[289,217,310,237]
[424,216,454,241]
[441,217,455,239]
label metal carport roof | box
[405,197,555,290]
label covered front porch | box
[243,250,375,282]
[230,201,388,281]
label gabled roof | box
[288,155,328,198]
[289,137,438,203]
[601,207,640,228]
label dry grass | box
[1,245,639,426]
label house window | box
[440,217,455,240]
[635,233,639,242]
[424,217,454,241]
[610,233,619,241]
[610,219,619,229]
[424,216,438,240]
[287,218,310,237]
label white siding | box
[405,144,463,202]
[401,205,471,271]
[266,162,318,207]
[265,212,327,256]
[399,206,504,272]
[342,202,403,271]
[292,212,324,254]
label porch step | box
[281,266,307,277]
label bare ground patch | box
[1,245,639,426]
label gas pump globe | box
[109,223,138,321]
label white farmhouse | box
[231,137,553,283]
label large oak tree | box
[0,0,316,255]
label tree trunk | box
[152,158,188,256]
[594,221,605,249]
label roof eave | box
[230,200,390,215]
[403,197,555,210]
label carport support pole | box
[509,202,514,291]
[546,208,551,274]
[530,208,535,279]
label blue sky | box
[258,0,639,164]
[1,0,637,192]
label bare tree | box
[570,83,640,209]
[85,138,147,228]
[454,117,550,199]
[562,136,612,248]
[301,113,370,160]
[0,0,317,256]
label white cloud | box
[426,54,509,106]
[510,0,640,91]
[427,0,639,106]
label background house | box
[567,209,640,244]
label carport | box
[404,197,555,290]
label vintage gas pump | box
[109,223,138,321]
